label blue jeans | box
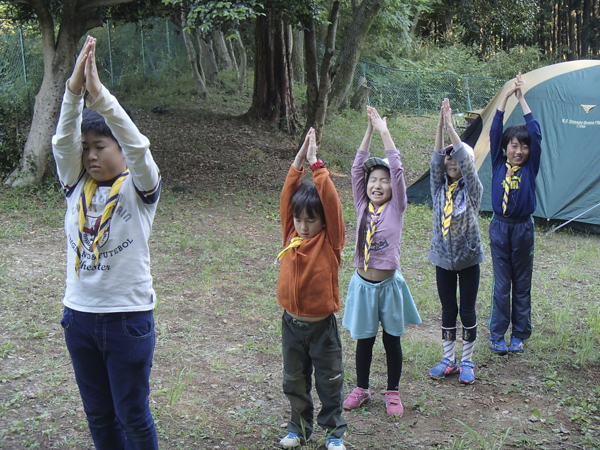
[61,307,158,450]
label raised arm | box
[431,101,448,194]
[369,106,396,150]
[280,131,311,243]
[52,36,96,191]
[358,108,374,153]
[85,40,160,197]
[352,113,374,210]
[307,132,345,250]
[442,98,462,149]
[515,76,531,116]
[368,107,406,212]
[525,112,542,175]
[454,144,483,202]
[498,73,523,113]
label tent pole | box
[544,201,600,236]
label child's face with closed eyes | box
[293,210,325,239]
[367,168,391,206]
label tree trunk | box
[568,8,577,60]
[350,77,370,111]
[212,30,232,70]
[410,8,423,35]
[181,23,208,97]
[6,3,93,186]
[582,0,591,57]
[6,60,72,186]
[327,0,384,114]
[292,27,305,85]
[310,1,340,144]
[200,33,220,85]
[245,9,299,133]
[234,31,247,92]
[226,37,239,73]
[304,17,319,132]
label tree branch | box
[76,0,137,13]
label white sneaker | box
[326,436,346,450]
[279,432,301,448]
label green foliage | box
[185,1,263,33]
[358,0,435,59]
[378,39,554,80]
[418,0,540,56]
[0,92,31,178]
[482,45,558,79]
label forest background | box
[2,0,600,186]
[1,1,600,449]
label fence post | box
[141,22,146,76]
[466,76,472,111]
[19,24,27,84]
[417,72,421,116]
[361,62,370,106]
[107,19,114,85]
[166,19,171,59]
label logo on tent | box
[581,105,596,114]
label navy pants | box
[61,307,158,450]
[488,215,534,340]
[281,312,347,440]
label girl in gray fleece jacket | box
[427,98,485,385]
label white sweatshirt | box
[52,84,161,312]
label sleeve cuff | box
[63,81,84,104]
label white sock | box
[443,339,456,362]
[462,340,475,362]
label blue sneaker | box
[489,336,508,355]
[279,432,301,448]
[508,336,524,353]
[428,357,459,379]
[326,437,346,450]
[459,360,476,384]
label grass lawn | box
[1,76,599,449]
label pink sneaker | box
[385,390,403,417]
[343,387,371,410]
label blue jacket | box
[490,110,542,218]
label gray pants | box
[281,312,347,440]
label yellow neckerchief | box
[502,162,521,214]
[75,170,130,275]
[364,202,386,271]
[275,236,304,264]
[442,181,457,240]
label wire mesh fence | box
[354,59,507,114]
[0,19,191,111]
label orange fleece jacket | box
[277,165,346,316]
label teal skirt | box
[342,270,421,339]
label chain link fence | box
[0,19,191,110]
[353,60,507,115]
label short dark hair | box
[291,182,325,224]
[501,124,530,151]
[81,106,136,141]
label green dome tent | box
[407,60,600,232]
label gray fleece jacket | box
[428,143,485,271]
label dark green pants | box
[281,312,347,440]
